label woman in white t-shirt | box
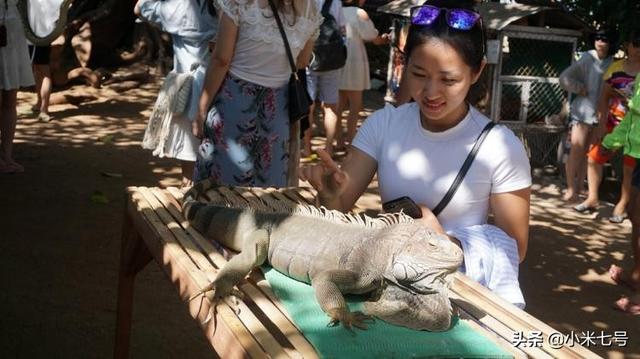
[301,0,532,306]
[192,0,321,187]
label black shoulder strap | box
[321,0,333,16]
[267,0,296,75]
[432,121,496,217]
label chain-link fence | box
[497,33,575,124]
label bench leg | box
[114,213,152,359]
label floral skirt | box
[194,74,290,187]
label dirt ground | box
[1,69,639,358]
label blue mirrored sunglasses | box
[410,5,480,30]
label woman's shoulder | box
[359,102,416,132]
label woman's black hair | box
[590,28,619,56]
[404,0,485,73]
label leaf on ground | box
[97,134,114,144]
[101,171,123,178]
[90,191,109,204]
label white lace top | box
[216,0,321,88]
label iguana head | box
[385,225,464,295]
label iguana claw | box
[327,309,375,330]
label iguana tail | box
[182,178,219,222]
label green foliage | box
[553,0,639,37]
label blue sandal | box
[573,204,597,213]
[609,214,627,223]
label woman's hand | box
[416,205,446,235]
[299,149,349,203]
[192,112,205,139]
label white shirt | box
[216,0,321,88]
[352,103,531,232]
[26,0,64,36]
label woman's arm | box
[300,148,377,212]
[296,37,315,70]
[133,0,144,16]
[490,187,531,262]
[559,58,587,96]
[192,13,238,138]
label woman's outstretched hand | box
[299,148,349,203]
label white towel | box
[449,224,526,309]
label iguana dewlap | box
[183,180,464,331]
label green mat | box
[263,267,512,359]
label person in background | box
[135,0,217,188]
[192,0,320,187]
[0,0,35,173]
[599,71,640,315]
[559,30,614,203]
[334,0,389,150]
[28,45,53,122]
[304,0,346,157]
[574,30,640,224]
[301,0,531,307]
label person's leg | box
[344,90,362,145]
[612,159,635,219]
[564,122,590,201]
[336,90,348,150]
[322,101,339,156]
[0,90,23,172]
[180,160,195,188]
[33,64,52,121]
[318,70,340,156]
[576,145,607,210]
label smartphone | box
[382,196,422,219]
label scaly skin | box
[184,179,464,331]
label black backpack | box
[309,0,347,72]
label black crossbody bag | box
[431,121,496,216]
[267,0,311,124]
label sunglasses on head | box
[410,5,480,30]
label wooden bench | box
[114,185,601,359]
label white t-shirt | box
[352,103,531,232]
[27,0,64,37]
[216,0,321,89]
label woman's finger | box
[316,148,341,173]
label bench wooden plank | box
[126,188,264,359]
[138,187,291,359]
[452,274,599,359]
[163,187,319,359]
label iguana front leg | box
[190,229,270,307]
[311,270,375,330]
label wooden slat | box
[230,187,272,212]
[291,187,317,205]
[162,187,319,359]
[127,188,263,359]
[281,188,313,205]
[451,293,548,359]
[453,274,600,359]
[138,187,291,359]
[456,311,529,359]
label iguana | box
[183,179,464,331]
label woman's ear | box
[471,58,487,84]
